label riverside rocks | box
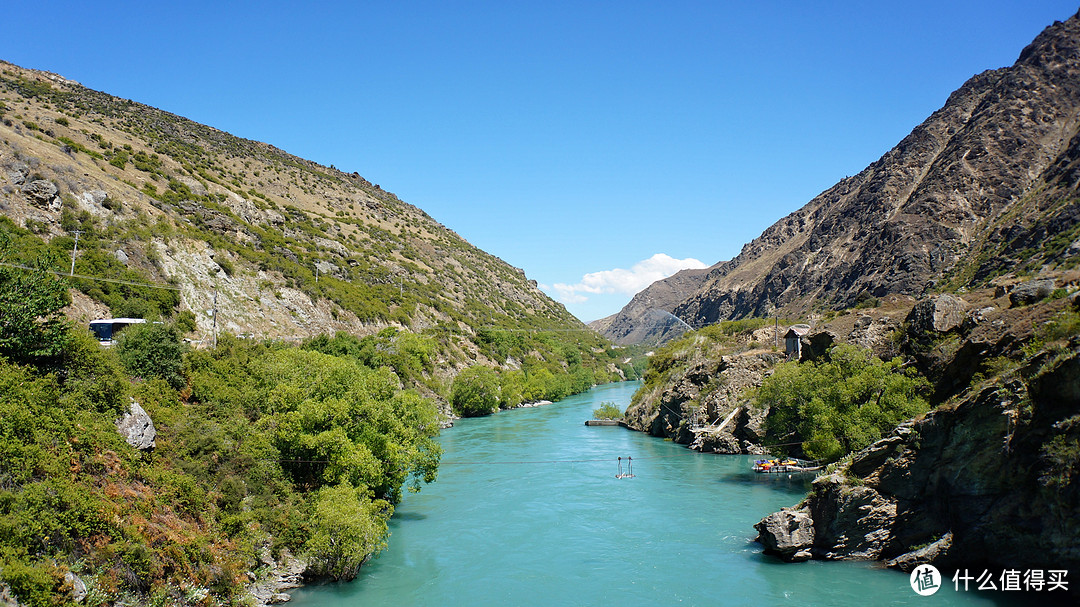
[756,344,1080,599]
[248,547,307,606]
[624,350,780,452]
[754,508,814,562]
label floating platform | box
[585,420,629,428]
[753,459,822,474]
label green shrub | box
[115,322,185,389]
[758,344,931,462]
[592,402,623,420]
[304,484,390,580]
[450,365,500,417]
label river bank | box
[283,382,1000,606]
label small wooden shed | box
[784,324,811,360]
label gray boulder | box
[1009,279,1056,307]
[63,571,87,602]
[755,507,815,562]
[5,161,28,185]
[115,397,156,450]
[21,179,60,210]
[907,294,968,334]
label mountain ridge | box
[0,59,589,351]
[600,11,1080,343]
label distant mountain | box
[603,10,1080,343]
[0,60,592,358]
[588,265,713,345]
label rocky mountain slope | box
[588,265,713,345]
[604,10,1080,344]
[0,60,596,363]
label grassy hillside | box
[0,61,641,403]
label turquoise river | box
[289,381,1015,606]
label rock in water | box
[754,507,815,562]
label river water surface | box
[289,381,1007,606]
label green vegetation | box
[114,322,185,389]
[0,217,180,320]
[450,365,501,417]
[0,237,71,367]
[757,344,931,462]
[592,402,623,420]
[0,259,442,605]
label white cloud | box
[551,253,708,304]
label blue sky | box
[3,1,1077,322]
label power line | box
[439,452,701,466]
[0,261,182,291]
[263,452,702,466]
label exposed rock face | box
[606,11,1080,335]
[625,349,780,450]
[906,294,968,334]
[755,508,814,562]
[758,342,1080,596]
[115,397,156,450]
[21,179,59,210]
[806,474,899,560]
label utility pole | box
[69,230,83,276]
[212,289,218,349]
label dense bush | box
[0,316,444,603]
[115,322,185,389]
[758,344,931,462]
[0,242,71,367]
[451,365,500,417]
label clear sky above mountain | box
[3,1,1077,322]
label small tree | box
[0,245,71,366]
[592,402,623,420]
[758,344,930,462]
[115,322,185,389]
[304,484,390,580]
[450,365,500,417]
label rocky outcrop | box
[754,507,814,562]
[247,547,307,607]
[757,341,1080,597]
[115,397,156,450]
[21,179,59,210]
[906,294,968,334]
[625,349,780,451]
